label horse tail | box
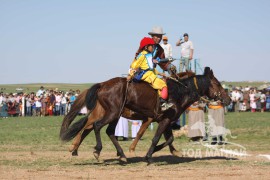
[59,83,101,141]
[60,89,88,141]
[85,83,101,111]
[60,116,89,142]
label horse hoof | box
[119,156,128,163]
[72,150,78,156]
[172,150,180,157]
[129,148,135,153]
[69,145,76,152]
[93,151,100,161]
[145,156,153,165]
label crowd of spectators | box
[0,85,269,118]
[227,86,270,113]
[0,86,87,118]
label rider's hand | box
[159,73,166,77]
[126,75,132,82]
[153,59,159,64]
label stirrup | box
[161,102,174,111]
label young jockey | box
[127,37,173,111]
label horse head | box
[204,67,231,105]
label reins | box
[118,80,129,118]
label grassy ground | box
[0,112,269,179]
[0,112,269,156]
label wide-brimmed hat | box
[148,26,166,35]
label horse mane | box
[167,74,210,101]
[171,70,196,80]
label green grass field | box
[0,112,269,156]
[0,112,269,179]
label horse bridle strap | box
[193,77,199,90]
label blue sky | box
[0,0,269,84]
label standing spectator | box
[255,89,261,111]
[176,33,194,72]
[40,94,47,116]
[25,94,32,116]
[115,116,129,141]
[161,36,172,58]
[60,93,67,115]
[231,88,241,112]
[0,93,8,118]
[36,86,45,97]
[243,89,250,111]
[208,100,225,145]
[55,92,62,116]
[249,89,257,112]
[187,101,206,142]
[48,91,55,116]
[35,96,42,116]
[7,93,17,116]
[69,92,76,107]
[266,91,270,111]
[129,120,142,140]
[260,91,266,112]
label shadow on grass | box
[74,155,238,166]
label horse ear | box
[210,69,214,77]
[204,67,214,78]
[204,67,211,76]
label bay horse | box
[66,71,196,158]
[60,67,231,163]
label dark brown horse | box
[67,71,196,158]
[60,67,231,163]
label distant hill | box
[0,83,93,94]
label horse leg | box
[92,113,120,161]
[129,118,152,154]
[145,118,171,164]
[152,127,180,156]
[106,120,127,162]
[70,128,93,156]
[69,101,105,155]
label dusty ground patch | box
[0,150,269,180]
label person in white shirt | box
[161,36,172,58]
[231,88,241,112]
[35,96,42,116]
[60,93,67,115]
[0,92,3,107]
[176,33,194,72]
[36,86,45,97]
[260,91,266,112]
[55,92,62,116]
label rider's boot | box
[160,98,174,111]
[160,87,174,111]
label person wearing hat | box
[128,37,173,111]
[161,36,172,59]
[176,33,194,72]
[134,27,176,76]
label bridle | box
[193,76,224,103]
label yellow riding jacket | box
[129,50,166,90]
